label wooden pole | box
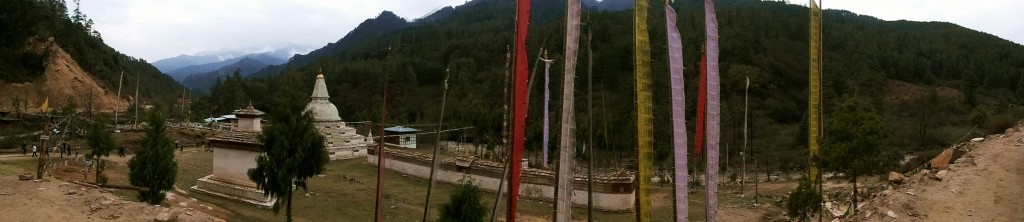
[422,58,452,221]
[114,71,123,131]
[37,114,49,179]
[374,45,393,222]
[586,18,595,222]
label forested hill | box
[0,0,184,113]
[249,11,411,78]
[201,0,1024,168]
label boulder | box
[954,157,976,167]
[888,172,905,184]
[935,170,949,180]
[930,148,954,169]
[154,212,178,222]
[887,210,898,218]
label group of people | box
[20,142,74,157]
[18,140,191,158]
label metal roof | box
[384,126,419,133]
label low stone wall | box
[192,175,274,208]
[330,147,367,160]
[367,148,635,212]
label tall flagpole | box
[508,0,531,220]
[586,17,596,222]
[133,74,139,128]
[422,61,451,221]
[541,51,553,169]
[808,0,823,190]
[490,46,513,222]
[633,0,654,220]
[663,0,690,221]
[554,0,581,220]
[374,46,393,222]
[704,0,722,220]
[114,71,123,131]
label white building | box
[383,126,418,149]
[192,104,274,207]
[306,69,372,160]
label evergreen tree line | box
[1,0,184,114]
[195,0,1024,172]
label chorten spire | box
[311,67,330,99]
[305,68,342,121]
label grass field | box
[1,140,795,221]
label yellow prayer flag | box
[808,0,822,185]
[39,97,49,113]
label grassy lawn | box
[155,151,744,221]
[2,147,789,221]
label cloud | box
[82,0,1023,61]
[79,0,466,61]
[804,0,1024,45]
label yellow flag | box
[808,0,822,185]
[39,97,49,113]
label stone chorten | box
[192,104,274,207]
[306,68,370,160]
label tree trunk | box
[95,159,102,184]
[852,175,857,216]
[287,190,293,222]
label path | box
[864,124,1024,221]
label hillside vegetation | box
[0,0,184,115]
[195,0,1024,171]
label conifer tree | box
[822,98,899,213]
[128,110,178,205]
[439,180,487,222]
[85,120,115,184]
[247,77,328,221]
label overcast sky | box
[79,0,1023,62]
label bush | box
[786,177,822,221]
[439,180,487,222]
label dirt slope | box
[0,176,219,222]
[861,122,1024,221]
[0,37,126,113]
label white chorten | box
[306,69,371,160]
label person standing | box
[21,143,27,155]
[118,145,125,157]
[32,145,37,157]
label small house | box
[383,126,418,149]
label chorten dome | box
[305,69,342,121]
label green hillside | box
[196,0,1024,171]
[0,0,184,113]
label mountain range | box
[153,44,313,82]
[195,0,1024,167]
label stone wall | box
[211,147,259,187]
[193,175,274,208]
[316,120,371,160]
[367,148,635,212]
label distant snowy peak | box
[152,44,315,73]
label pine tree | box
[128,110,178,205]
[85,120,115,184]
[822,98,899,213]
[247,83,328,221]
[438,180,487,222]
[786,177,823,221]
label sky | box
[79,0,1023,62]
[807,0,1024,46]
[79,0,467,61]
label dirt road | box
[864,125,1024,221]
